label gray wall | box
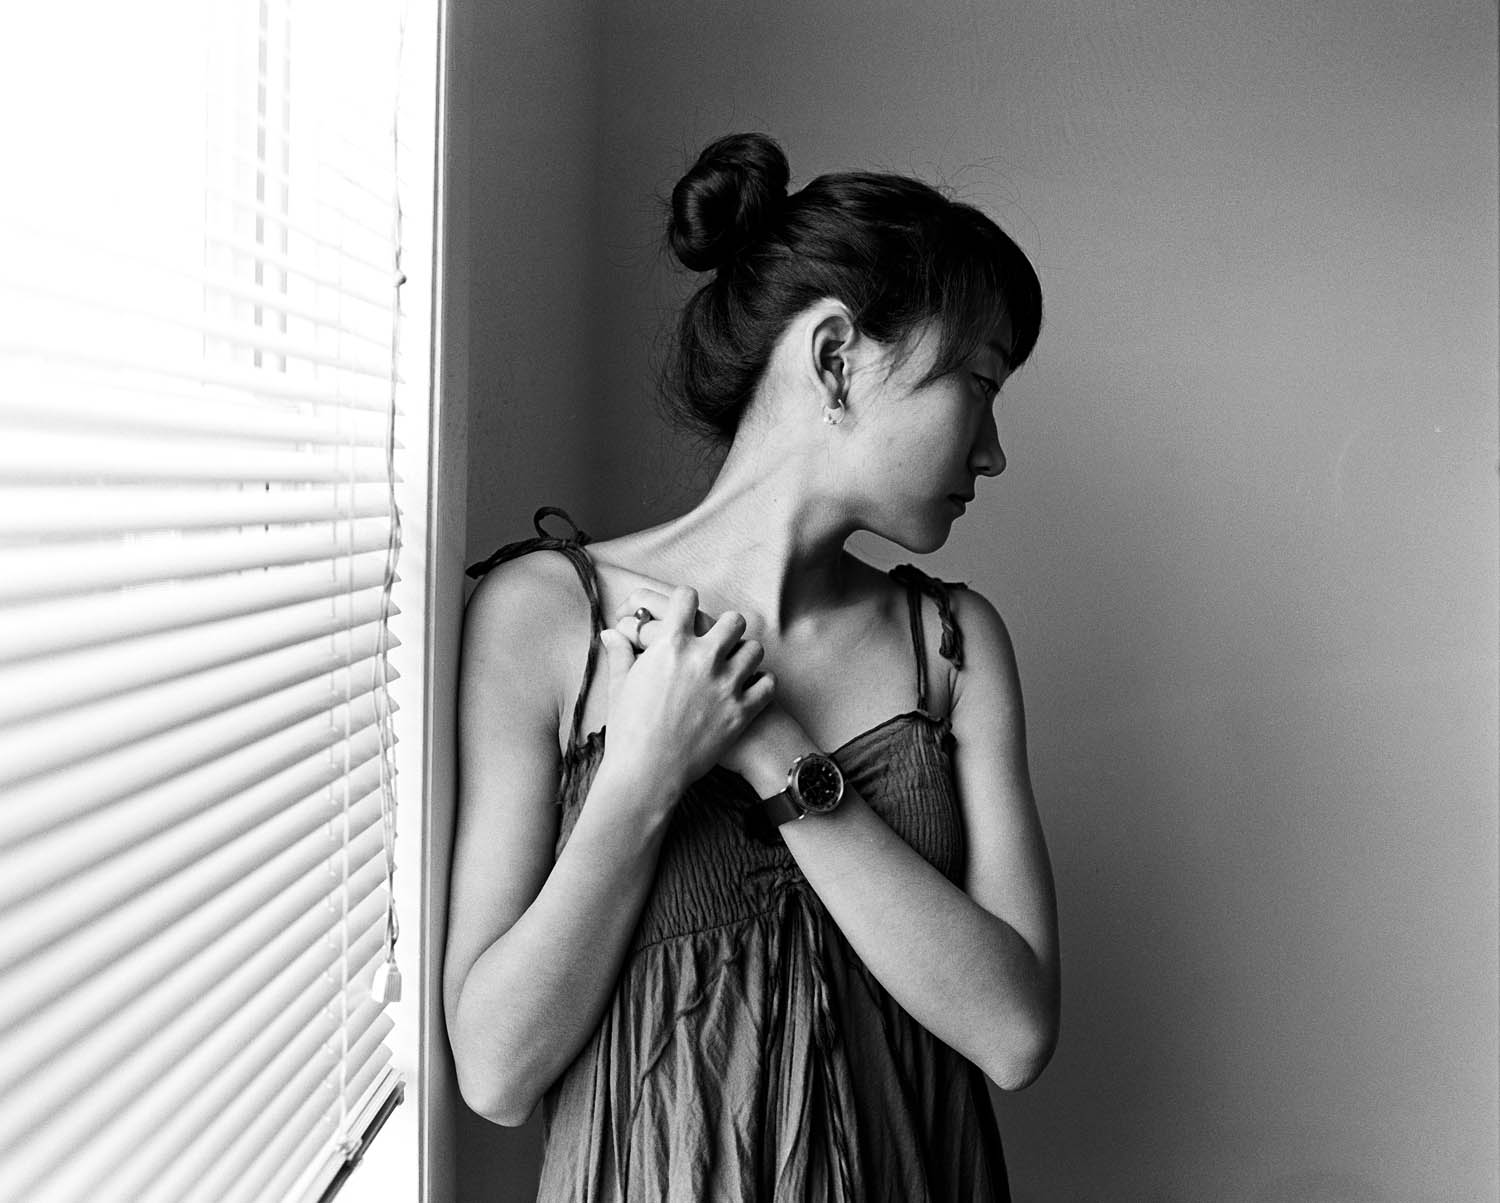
[455,2,1499,1198]
[463,0,600,565]
[452,1,599,1196]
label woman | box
[446,132,1059,1202]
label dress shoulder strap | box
[466,506,603,748]
[887,563,968,713]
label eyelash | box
[972,374,1000,402]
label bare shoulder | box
[465,545,591,638]
[948,583,1019,671]
[946,583,1027,748]
[461,549,594,746]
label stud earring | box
[822,383,847,426]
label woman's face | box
[847,316,1014,553]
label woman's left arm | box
[738,587,1060,1091]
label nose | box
[972,410,1006,477]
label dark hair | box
[663,132,1043,441]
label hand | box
[614,585,715,649]
[597,585,774,804]
[613,587,805,790]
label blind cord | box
[369,0,405,1014]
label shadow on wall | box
[456,1105,541,1201]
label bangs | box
[920,206,1042,384]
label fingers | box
[704,610,749,659]
[662,585,701,636]
[616,609,653,650]
[616,586,709,637]
[597,628,637,698]
[613,587,674,650]
[616,586,672,620]
[614,584,702,650]
[611,587,760,664]
[718,626,761,677]
[738,668,775,715]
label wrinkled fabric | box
[474,513,1009,1202]
[538,712,1010,1203]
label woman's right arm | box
[443,560,767,1126]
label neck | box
[649,418,858,638]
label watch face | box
[793,754,845,815]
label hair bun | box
[668,132,790,272]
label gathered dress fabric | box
[467,509,1010,1203]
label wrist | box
[740,715,821,799]
[590,754,684,827]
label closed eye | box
[972,373,1001,402]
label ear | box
[803,299,861,406]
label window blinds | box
[0,2,411,1200]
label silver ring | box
[631,606,654,648]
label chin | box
[880,515,953,556]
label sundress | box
[467,508,1010,1202]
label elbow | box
[457,1069,541,1128]
[448,997,545,1126]
[987,1039,1054,1092]
[451,1040,543,1127]
[483,1097,541,1129]
[984,1007,1059,1093]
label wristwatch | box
[760,752,846,827]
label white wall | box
[457,2,1499,1198]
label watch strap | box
[760,787,803,827]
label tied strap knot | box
[888,563,967,669]
[465,505,591,578]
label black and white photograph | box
[1,2,1495,1201]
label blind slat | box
[253,1041,396,1203]
[5,686,389,843]
[0,769,390,980]
[0,430,397,486]
[223,1012,395,1203]
[0,518,396,604]
[2,845,387,1144]
[0,660,393,804]
[5,912,387,1198]
[0,389,396,448]
[0,485,394,537]
[0,630,398,792]
[279,1064,402,1203]
[0,774,393,996]
[205,232,395,313]
[0,817,387,1088]
[148,1015,396,1203]
[205,185,397,281]
[0,221,394,350]
[220,143,393,233]
[0,589,395,726]
[3,279,394,382]
[0,721,385,914]
[0,549,393,664]
[201,270,394,348]
[0,341,394,412]
[0,791,385,1040]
